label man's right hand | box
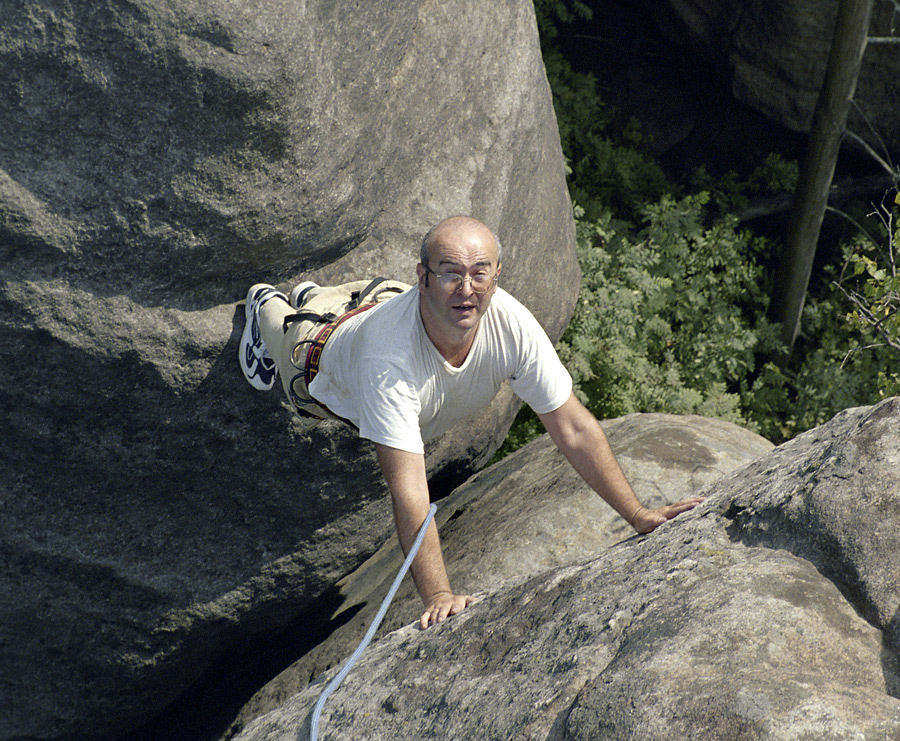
[374,443,473,630]
[420,591,476,630]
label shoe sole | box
[239,285,281,390]
[290,281,319,309]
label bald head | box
[420,216,502,267]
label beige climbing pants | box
[258,279,411,424]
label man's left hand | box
[630,497,705,534]
[420,591,476,630]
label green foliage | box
[493,194,780,461]
[838,193,900,358]
[789,190,900,426]
[495,186,900,460]
[747,281,900,441]
[846,252,900,344]
[557,196,778,426]
[532,0,592,39]
[689,154,800,215]
[494,2,900,461]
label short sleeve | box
[355,360,426,454]
[507,305,573,415]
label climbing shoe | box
[239,284,286,391]
[289,281,319,309]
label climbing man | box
[239,215,703,629]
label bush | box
[495,186,900,460]
[558,195,778,423]
[495,2,900,462]
[747,282,900,442]
[836,192,900,364]
[534,0,669,223]
[744,190,900,442]
[494,193,780,460]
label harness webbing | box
[303,301,379,385]
[282,311,339,331]
[280,277,405,425]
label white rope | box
[309,503,437,740]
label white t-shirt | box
[308,287,572,454]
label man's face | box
[416,220,501,339]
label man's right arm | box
[538,393,704,531]
[373,442,475,629]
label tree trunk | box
[771,0,875,357]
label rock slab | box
[219,414,773,737]
[0,1,576,738]
[235,399,900,740]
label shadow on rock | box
[129,585,366,741]
[886,604,900,699]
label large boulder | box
[652,0,900,154]
[214,413,773,738]
[234,398,900,740]
[0,1,577,739]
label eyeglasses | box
[424,265,499,294]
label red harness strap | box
[304,301,379,385]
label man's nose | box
[456,276,476,296]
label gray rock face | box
[222,414,772,737]
[235,399,900,740]
[654,0,900,152]
[0,2,577,739]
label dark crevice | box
[125,588,365,741]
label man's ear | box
[416,262,428,290]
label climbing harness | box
[282,278,406,425]
[308,503,438,741]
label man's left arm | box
[537,393,703,533]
